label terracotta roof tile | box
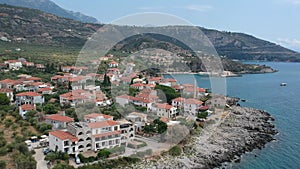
[88,120,119,129]
[45,114,74,122]
[84,113,113,119]
[20,104,35,111]
[155,103,173,110]
[16,92,42,97]
[49,130,78,142]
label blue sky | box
[52,0,300,52]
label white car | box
[75,156,81,164]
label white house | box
[0,88,14,102]
[153,103,177,119]
[15,92,44,106]
[45,114,74,129]
[87,120,121,151]
[84,113,114,123]
[19,104,36,118]
[108,61,118,68]
[116,94,131,107]
[49,130,79,155]
[183,98,203,116]
[4,60,22,70]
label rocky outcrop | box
[129,106,277,169]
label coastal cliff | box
[128,106,277,169]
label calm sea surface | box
[164,62,300,169]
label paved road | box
[34,148,48,169]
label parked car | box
[75,156,81,164]
[43,148,50,155]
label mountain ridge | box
[0,0,98,23]
[0,3,299,62]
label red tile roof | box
[148,77,162,81]
[155,103,173,110]
[164,78,177,82]
[0,79,17,84]
[185,98,203,105]
[108,61,118,65]
[88,120,119,129]
[84,113,113,120]
[131,83,146,87]
[26,77,41,81]
[20,104,35,111]
[93,130,120,138]
[16,92,42,97]
[0,88,13,93]
[172,97,185,102]
[49,130,78,142]
[116,94,131,99]
[45,114,74,122]
[38,87,52,92]
[160,117,170,123]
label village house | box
[49,130,79,155]
[15,92,44,106]
[66,122,92,152]
[61,66,88,74]
[126,112,147,132]
[35,64,45,71]
[152,103,178,119]
[59,90,90,107]
[115,94,132,107]
[4,60,22,70]
[172,97,204,116]
[86,73,104,81]
[84,113,114,123]
[117,119,135,146]
[19,104,36,118]
[38,87,53,95]
[130,82,146,90]
[106,68,120,75]
[51,75,87,90]
[45,114,74,129]
[108,60,118,68]
[0,88,14,102]
[159,78,177,87]
[0,79,19,89]
[148,76,162,85]
[171,97,185,108]
[87,120,121,151]
[116,89,158,110]
[0,63,7,70]
[22,61,34,67]
[69,76,87,90]
[183,98,203,116]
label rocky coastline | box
[128,106,277,169]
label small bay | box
[164,62,300,169]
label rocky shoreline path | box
[128,106,277,169]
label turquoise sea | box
[165,62,300,169]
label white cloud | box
[277,38,300,51]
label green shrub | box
[0,160,6,169]
[97,149,111,159]
[169,145,182,156]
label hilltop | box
[0,0,98,23]
[0,4,297,73]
